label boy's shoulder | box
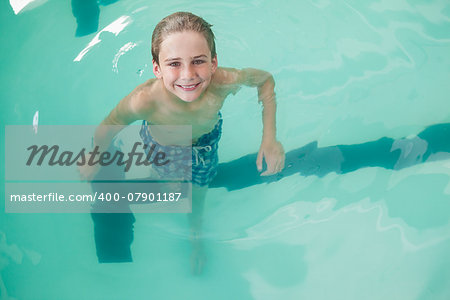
[127,78,159,114]
[213,67,241,84]
[211,67,243,96]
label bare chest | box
[145,91,225,143]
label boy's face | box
[153,31,218,103]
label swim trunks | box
[139,112,223,187]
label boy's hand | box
[256,139,285,176]
[78,163,100,182]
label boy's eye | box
[168,62,180,67]
[193,60,205,65]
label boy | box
[80,12,285,274]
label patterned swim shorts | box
[139,113,223,187]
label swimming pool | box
[1,0,450,299]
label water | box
[1,0,450,299]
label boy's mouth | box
[176,82,201,91]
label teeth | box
[179,83,198,88]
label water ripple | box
[74,15,132,62]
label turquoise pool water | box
[1,0,450,299]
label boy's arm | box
[216,67,285,175]
[240,68,277,142]
[94,83,153,152]
[79,82,153,180]
[216,67,276,140]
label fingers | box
[260,161,284,176]
[77,165,97,182]
[77,166,86,181]
[257,141,286,176]
[256,149,264,171]
[259,155,285,176]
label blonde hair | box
[151,12,216,65]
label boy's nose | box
[181,65,195,80]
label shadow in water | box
[89,122,450,264]
[210,122,450,191]
[71,0,119,37]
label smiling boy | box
[81,12,285,274]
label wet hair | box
[151,12,216,65]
